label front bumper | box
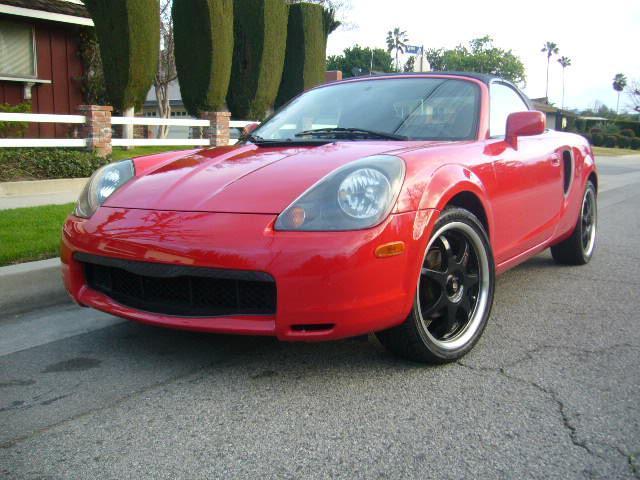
[61,207,437,341]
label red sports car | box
[61,73,597,363]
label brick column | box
[78,105,113,157]
[325,70,343,83]
[200,111,231,147]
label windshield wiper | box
[245,134,331,147]
[294,127,407,141]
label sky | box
[326,0,640,112]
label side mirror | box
[506,111,546,147]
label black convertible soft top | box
[364,71,533,108]
[369,71,498,84]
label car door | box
[485,82,564,265]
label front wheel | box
[376,208,495,363]
[550,181,597,265]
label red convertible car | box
[62,73,597,363]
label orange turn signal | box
[375,241,406,258]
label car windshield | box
[252,77,480,142]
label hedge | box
[0,149,109,182]
[604,135,617,148]
[227,0,289,119]
[591,133,604,146]
[0,102,31,138]
[631,137,640,150]
[84,0,159,111]
[617,135,631,148]
[275,2,326,108]
[173,0,234,116]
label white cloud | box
[327,0,640,111]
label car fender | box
[416,163,495,240]
[583,152,597,188]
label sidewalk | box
[0,178,87,210]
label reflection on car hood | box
[104,141,438,214]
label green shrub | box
[630,137,640,150]
[591,133,604,146]
[173,0,234,116]
[614,120,640,137]
[0,149,110,182]
[604,135,618,148]
[227,0,289,119]
[617,135,631,148]
[0,102,31,138]
[620,128,636,137]
[84,0,159,111]
[275,3,326,108]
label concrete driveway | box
[1,155,639,479]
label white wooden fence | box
[0,112,255,148]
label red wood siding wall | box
[0,17,85,138]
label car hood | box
[105,141,435,214]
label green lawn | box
[111,146,194,161]
[0,203,74,266]
[592,146,639,157]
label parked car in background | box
[61,73,597,363]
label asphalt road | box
[1,155,639,479]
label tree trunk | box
[123,106,134,151]
[154,83,171,139]
[545,57,550,99]
[561,69,565,110]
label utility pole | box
[419,45,424,72]
[370,50,374,75]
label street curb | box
[0,178,88,197]
[0,258,70,317]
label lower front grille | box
[77,253,276,317]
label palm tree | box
[557,56,571,110]
[541,41,559,100]
[386,28,408,72]
[612,73,628,114]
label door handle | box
[550,153,561,166]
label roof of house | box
[1,0,89,17]
[0,0,92,25]
[531,102,558,113]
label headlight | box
[74,160,135,218]
[275,155,405,231]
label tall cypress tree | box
[227,0,289,120]
[173,0,234,116]
[83,0,159,111]
[276,3,326,108]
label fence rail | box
[111,138,210,147]
[0,113,86,124]
[111,116,210,127]
[0,112,257,150]
[0,139,87,148]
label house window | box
[0,20,36,78]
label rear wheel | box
[551,181,597,265]
[376,208,495,363]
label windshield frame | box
[249,75,483,144]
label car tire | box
[376,207,495,363]
[550,181,597,266]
